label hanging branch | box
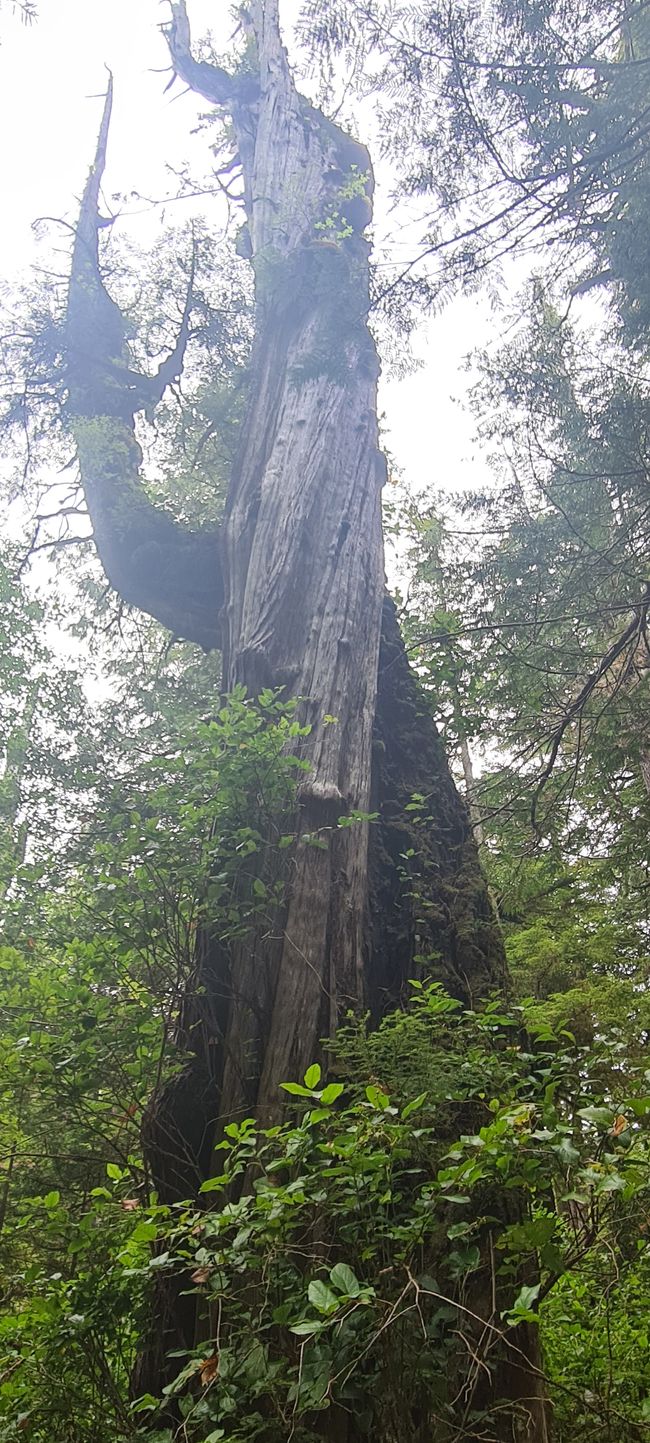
[64,76,223,650]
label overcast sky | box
[0,0,494,508]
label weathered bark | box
[65,76,222,651]
[64,5,546,1437]
[163,0,387,1128]
[369,598,504,1010]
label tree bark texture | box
[63,4,545,1438]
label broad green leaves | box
[3,951,650,1441]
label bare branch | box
[162,2,245,106]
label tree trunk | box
[62,4,546,1437]
[0,684,38,909]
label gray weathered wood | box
[166,0,386,1117]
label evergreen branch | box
[531,591,650,829]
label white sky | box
[0,0,494,513]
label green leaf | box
[148,1252,171,1270]
[366,1084,390,1110]
[131,1221,159,1243]
[448,1245,480,1278]
[199,1174,229,1194]
[595,1172,626,1194]
[402,1092,428,1120]
[307,1280,339,1314]
[130,1394,161,1415]
[330,1263,361,1297]
[304,1064,321,1090]
[578,1106,615,1127]
[508,1283,541,1316]
[627,1096,650,1118]
[320,1082,344,1105]
[554,1137,581,1166]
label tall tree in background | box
[370,0,650,1097]
[54,2,521,1435]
